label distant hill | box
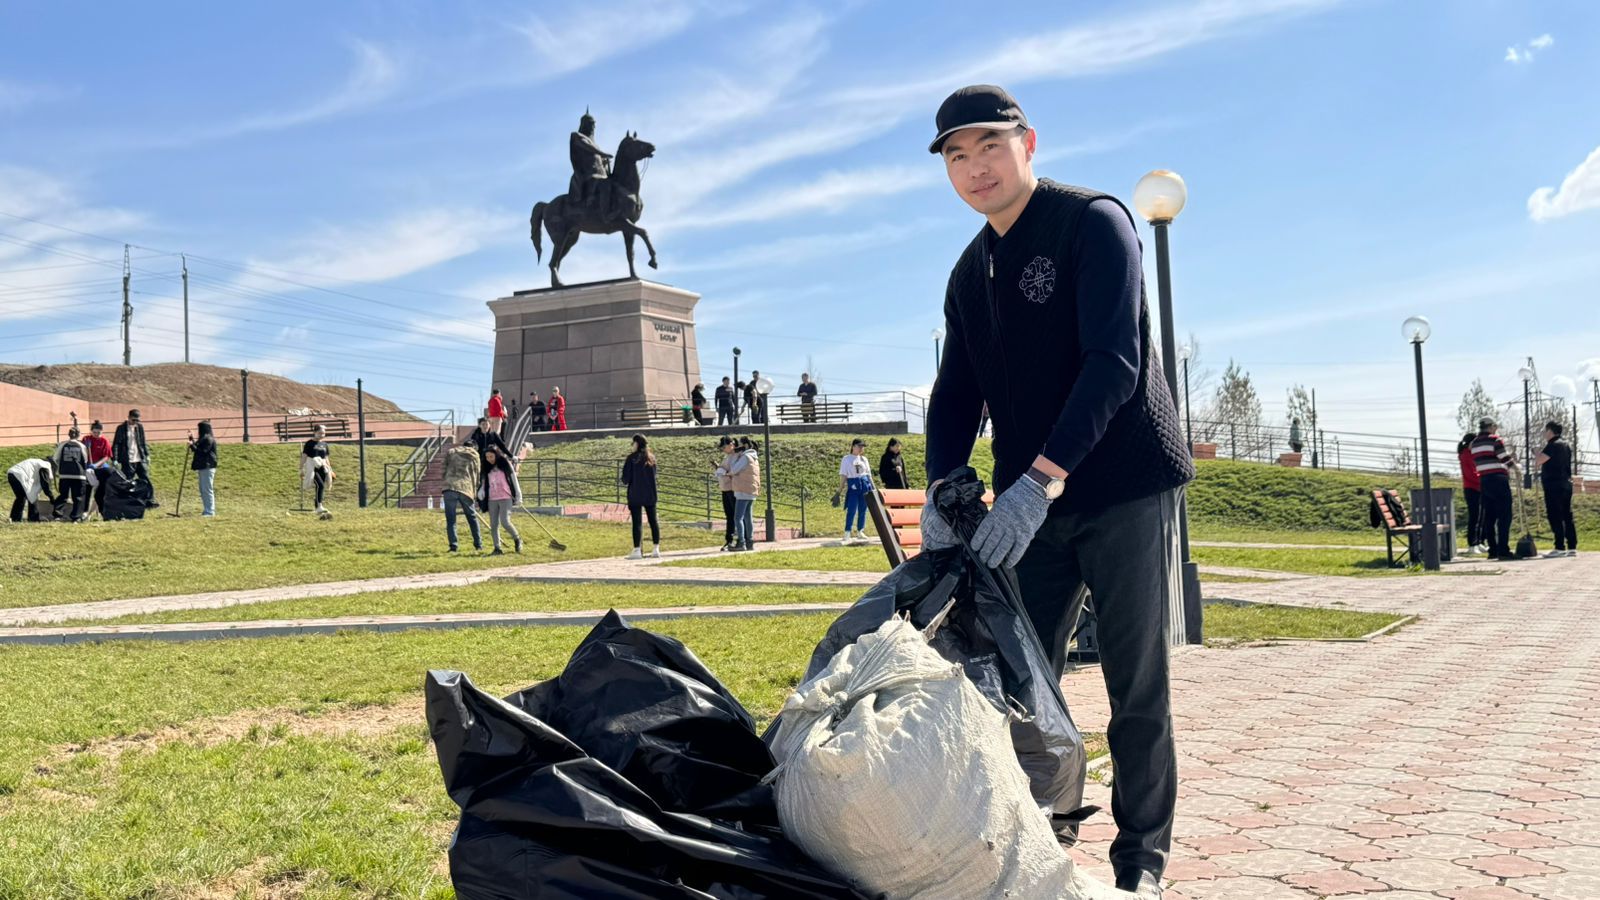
[0,362,405,415]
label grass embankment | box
[60,582,862,627]
[526,435,1600,541]
[0,442,720,610]
[0,614,839,898]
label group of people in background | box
[700,371,823,427]
[439,421,524,555]
[1457,416,1578,560]
[524,387,567,433]
[7,410,214,522]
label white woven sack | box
[767,618,1131,900]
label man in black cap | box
[112,409,154,491]
[920,84,1193,898]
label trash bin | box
[1408,487,1456,562]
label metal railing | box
[377,409,456,505]
[0,407,447,447]
[1187,417,1600,483]
[520,390,928,433]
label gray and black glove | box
[918,487,960,552]
[970,476,1051,569]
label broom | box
[1514,478,1538,559]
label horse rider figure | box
[569,108,612,217]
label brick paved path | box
[1064,555,1600,899]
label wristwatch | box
[1023,466,1065,500]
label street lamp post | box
[1404,316,1440,571]
[1519,366,1534,489]
[1134,169,1201,643]
[732,347,742,424]
[756,375,776,541]
[1592,378,1600,462]
[1178,343,1193,449]
[240,369,251,443]
[931,327,944,375]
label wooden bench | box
[1370,488,1448,567]
[774,401,852,423]
[275,418,351,442]
[866,487,994,567]
[618,407,684,426]
[867,485,1098,661]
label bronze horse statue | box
[531,132,658,288]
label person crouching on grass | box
[921,84,1193,898]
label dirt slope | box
[0,362,405,414]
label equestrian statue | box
[531,108,658,288]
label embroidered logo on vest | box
[1020,256,1056,304]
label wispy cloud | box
[668,221,932,274]
[223,40,399,136]
[1505,33,1554,64]
[1527,143,1600,222]
[827,0,1341,113]
[515,0,712,80]
[672,165,939,230]
[0,79,71,114]
[1200,250,1600,343]
[237,207,513,291]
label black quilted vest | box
[947,179,1194,512]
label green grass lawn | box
[1188,524,1381,547]
[0,441,725,610]
[0,614,841,898]
[663,545,889,572]
[58,581,862,628]
[1201,601,1405,643]
[0,584,1402,896]
[1190,544,1404,577]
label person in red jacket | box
[548,386,567,431]
[83,420,113,518]
[486,388,506,437]
[1457,433,1484,555]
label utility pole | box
[182,254,190,363]
[121,244,132,366]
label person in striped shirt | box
[1470,418,1519,560]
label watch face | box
[1043,478,1065,500]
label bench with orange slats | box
[866,487,993,567]
[1370,488,1447,567]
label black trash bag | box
[426,612,872,900]
[502,609,778,823]
[770,466,1091,840]
[101,468,149,521]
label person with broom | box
[188,421,218,517]
[1469,417,1519,561]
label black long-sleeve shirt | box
[925,180,1191,511]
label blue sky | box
[2,0,1597,445]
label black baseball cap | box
[929,84,1029,154]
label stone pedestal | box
[488,278,701,431]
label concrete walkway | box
[1064,552,1600,898]
[0,537,866,627]
[0,602,855,645]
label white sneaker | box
[1459,546,1478,557]
[1475,544,1489,554]
[625,547,642,560]
[843,530,852,544]
[650,546,661,559]
[1567,549,1578,557]
[1542,549,1566,559]
[853,530,869,544]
